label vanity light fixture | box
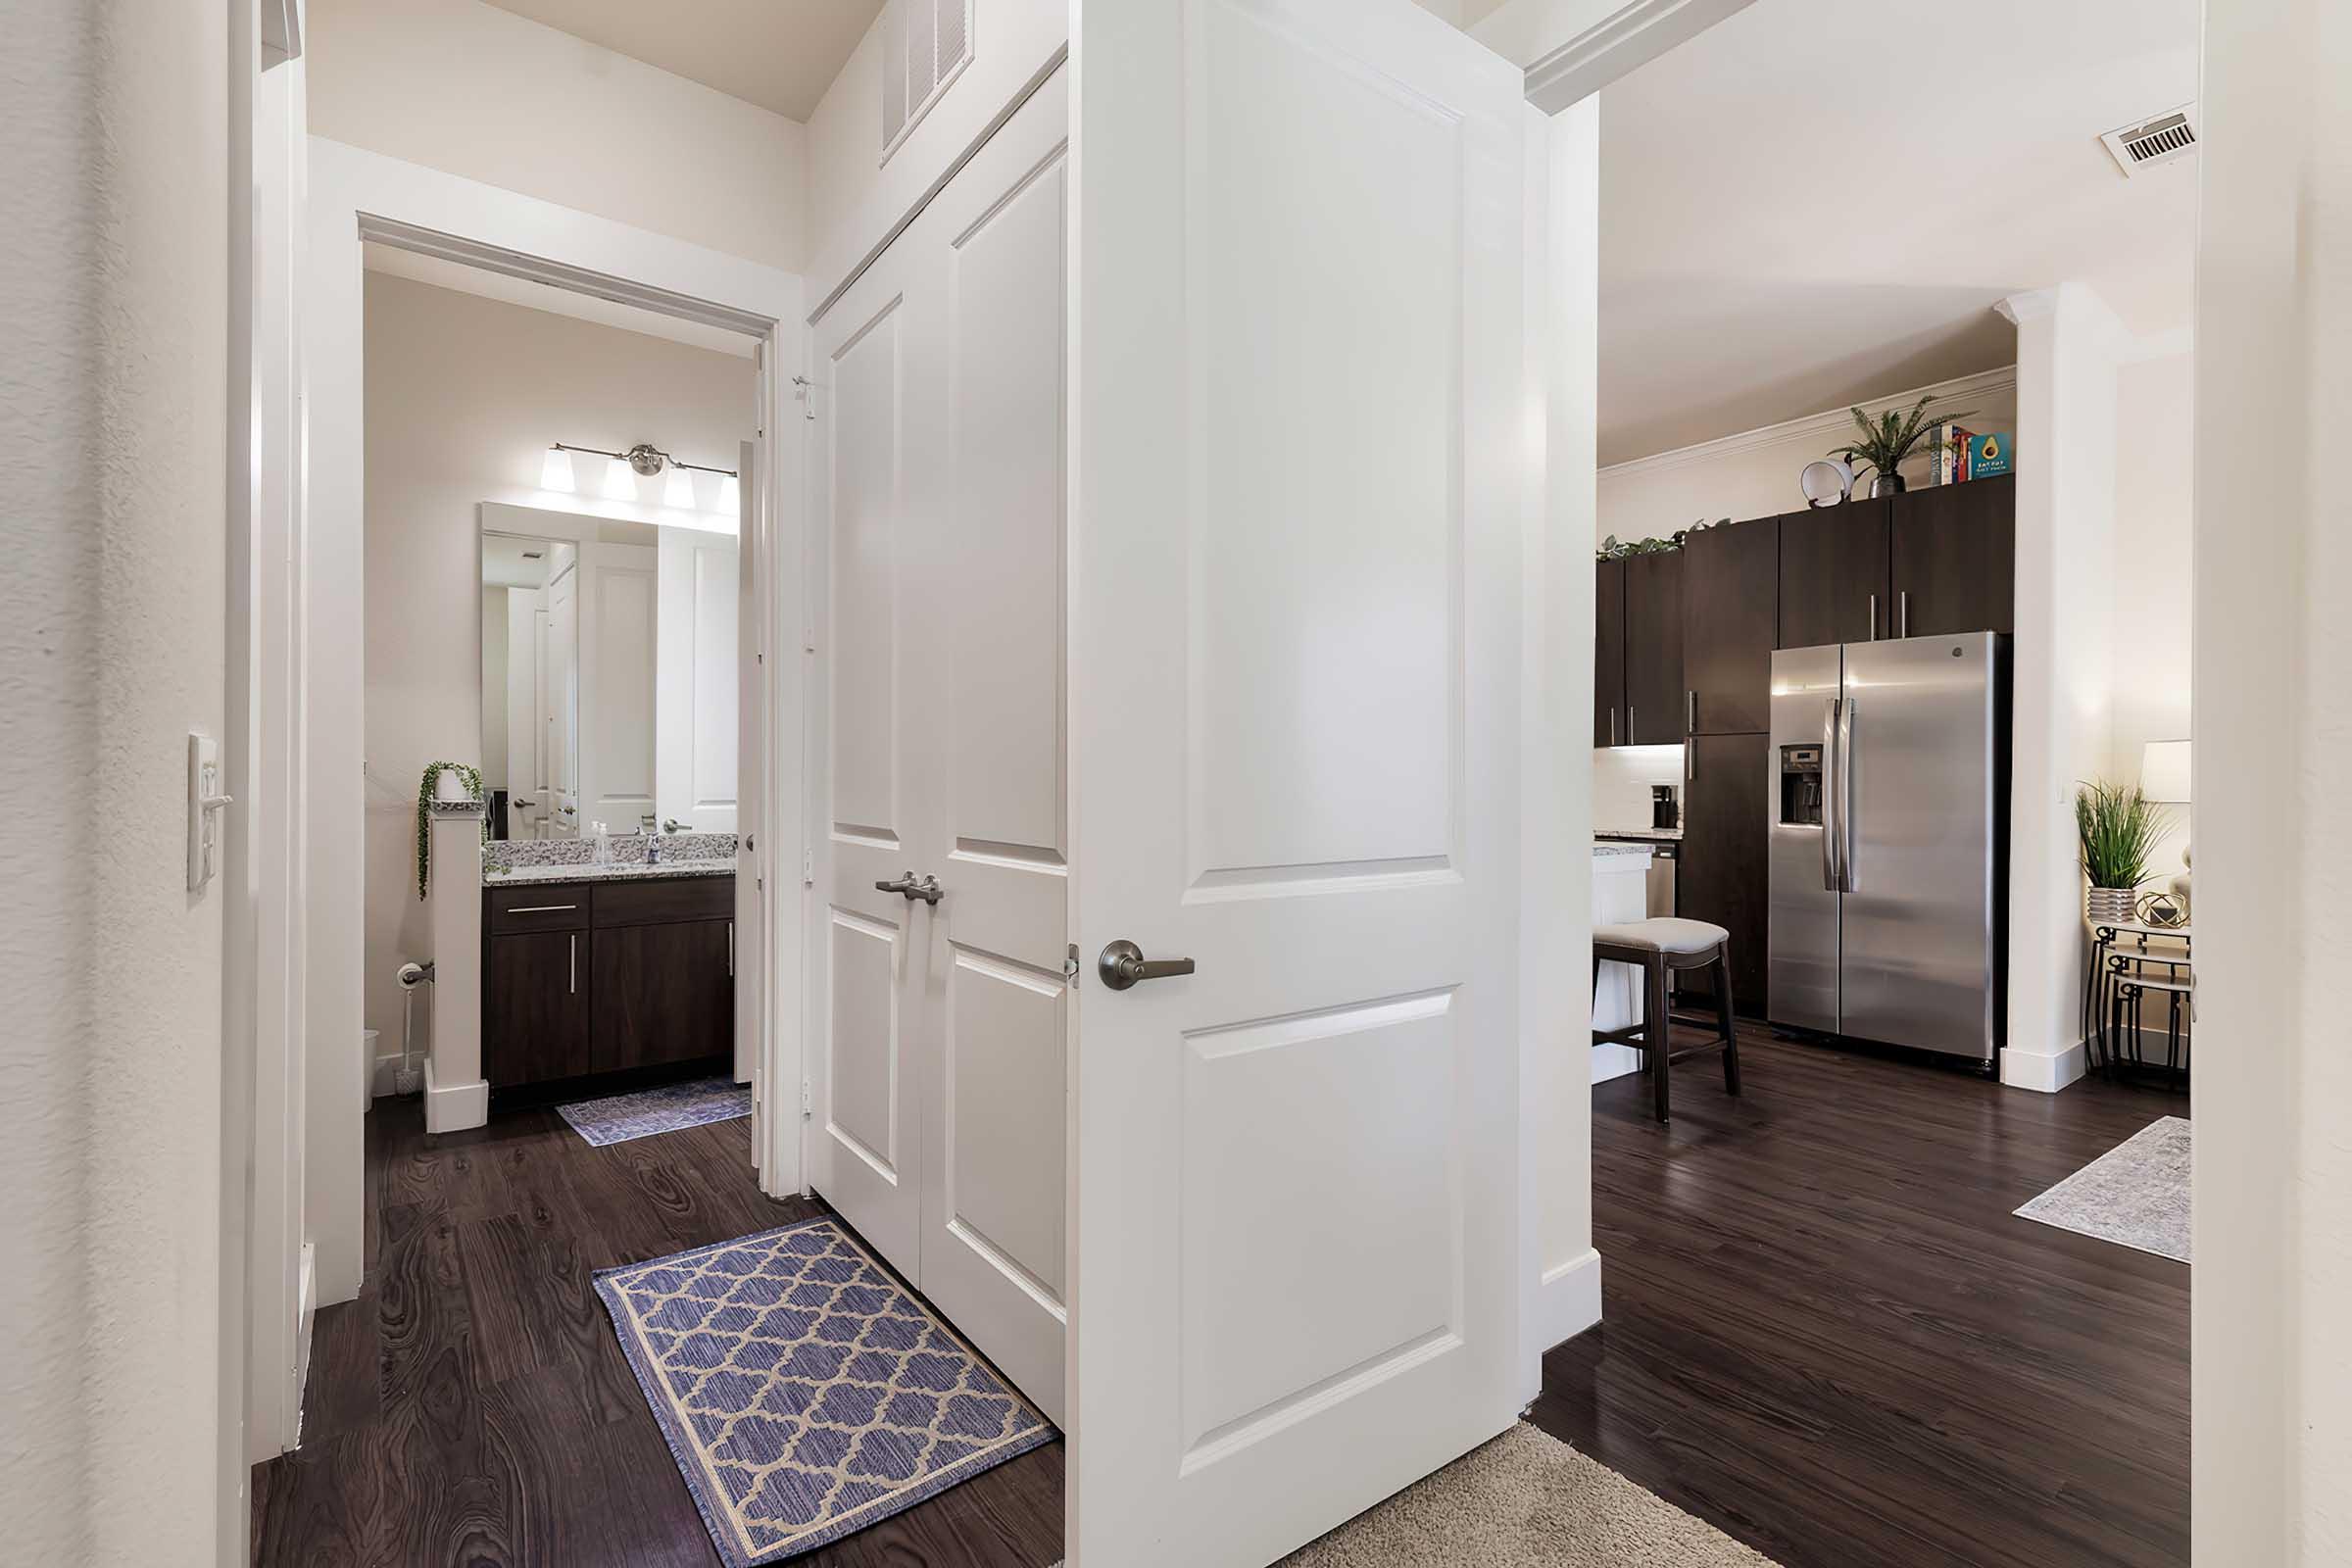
[545,440,740,513]
[715,471,740,517]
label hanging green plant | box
[416,761,487,901]
[1595,517,1730,563]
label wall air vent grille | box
[880,0,975,167]
[2099,103,2199,176]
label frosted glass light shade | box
[715,473,741,516]
[662,467,697,509]
[539,447,575,492]
[601,457,636,501]
[2140,739,2192,803]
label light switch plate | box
[188,731,226,892]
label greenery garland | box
[1595,517,1729,563]
[416,761,487,901]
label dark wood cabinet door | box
[1680,516,1779,733]
[1679,731,1771,1017]
[484,930,592,1087]
[1623,551,1686,745]
[1890,474,2015,636]
[1594,560,1627,747]
[591,919,735,1075]
[1777,500,1890,650]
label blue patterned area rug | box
[559,1077,752,1147]
[596,1216,1055,1564]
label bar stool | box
[1592,917,1740,1123]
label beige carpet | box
[1054,1421,1779,1566]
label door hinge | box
[802,848,814,886]
[801,1077,813,1117]
[1063,943,1080,984]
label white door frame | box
[291,143,813,1337]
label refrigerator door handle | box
[1821,698,1841,892]
[1838,697,1858,893]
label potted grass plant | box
[1829,395,1975,497]
[2076,780,2168,923]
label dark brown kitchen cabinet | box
[1891,473,2015,637]
[484,929,592,1086]
[1680,515,1780,734]
[1678,732,1771,1017]
[591,919,735,1075]
[1593,560,1626,747]
[1622,552,1685,745]
[1778,499,1891,650]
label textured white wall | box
[305,0,808,270]
[2109,350,2194,881]
[0,2,230,1561]
[2193,0,2352,1556]
[360,271,754,1063]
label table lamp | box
[2140,739,2192,915]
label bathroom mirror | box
[480,509,739,841]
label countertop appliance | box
[1650,783,1681,831]
[1768,632,2007,1065]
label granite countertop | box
[1596,826,1684,842]
[483,858,736,886]
[1593,841,1655,859]
[482,831,738,887]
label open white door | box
[1069,2,1528,1563]
[735,436,764,1094]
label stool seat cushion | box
[1594,917,1731,955]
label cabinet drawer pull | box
[728,920,735,978]
[507,903,578,914]
[569,933,577,994]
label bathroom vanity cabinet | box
[482,873,735,1090]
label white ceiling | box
[480,0,882,122]
[1598,0,2199,466]
[362,243,758,360]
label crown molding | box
[1599,365,2020,483]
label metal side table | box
[2082,920,2192,1089]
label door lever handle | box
[875,870,944,905]
[875,870,919,897]
[1098,939,1196,991]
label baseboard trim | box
[2001,1039,2088,1093]
[422,1061,489,1133]
[1536,1248,1603,1354]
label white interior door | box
[910,71,1071,1428]
[734,437,764,1094]
[657,526,742,834]
[547,558,580,838]
[1068,3,1528,1563]
[807,71,1072,1424]
[809,243,928,1273]
[577,541,659,835]
[504,591,539,834]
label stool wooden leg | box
[1715,950,1740,1097]
[1648,955,1672,1122]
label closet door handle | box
[1099,940,1196,991]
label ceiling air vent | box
[2100,103,2199,176]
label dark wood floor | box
[251,1100,1062,1568]
[1530,1028,2189,1568]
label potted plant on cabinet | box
[2076,779,2168,923]
[1828,394,1975,497]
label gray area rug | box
[2014,1115,2191,1262]
[1054,1422,1777,1566]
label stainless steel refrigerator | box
[1768,632,2007,1065]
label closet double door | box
[808,71,1070,1424]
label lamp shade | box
[539,447,575,492]
[662,466,697,509]
[2140,739,2192,803]
[714,472,740,517]
[601,456,637,501]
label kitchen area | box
[1592,474,2017,1073]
